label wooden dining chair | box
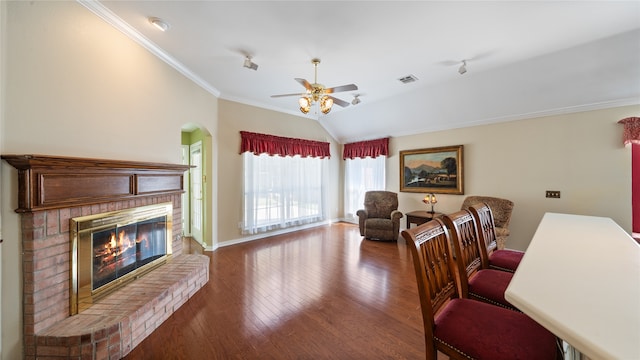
[401,220,561,360]
[441,210,517,311]
[468,203,524,273]
[461,196,514,249]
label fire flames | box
[103,231,128,261]
[99,230,151,265]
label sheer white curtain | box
[344,156,386,221]
[242,152,327,234]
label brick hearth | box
[35,251,208,359]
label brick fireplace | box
[2,155,210,360]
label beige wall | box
[1,2,218,358]
[390,106,637,251]
[3,1,218,163]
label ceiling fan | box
[271,58,358,114]
[438,51,495,75]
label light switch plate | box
[546,190,561,198]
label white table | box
[505,213,640,360]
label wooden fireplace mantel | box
[1,154,191,212]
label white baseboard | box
[205,218,344,251]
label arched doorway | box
[181,123,212,251]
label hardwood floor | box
[124,222,439,359]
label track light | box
[243,56,258,71]
[458,60,467,75]
[148,17,170,32]
[351,94,361,105]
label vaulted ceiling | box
[87,1,640,143]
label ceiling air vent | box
[398,75,418,84]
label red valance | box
[240,131,331,158]
[343,137,389,160]
[618,117,640,145]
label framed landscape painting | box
[399,145,464,194]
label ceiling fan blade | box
[271,93,303,98]
[437,60,460,66]
[325,84,358,94]
[328,96,350,108]
[295,78,313,91]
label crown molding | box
[77,0,221,98]
[383,97,640,145]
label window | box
[343,137,389,221]
[344,156,386,220]
[242,152,327,234]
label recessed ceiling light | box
[148,17,170,32]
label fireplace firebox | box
[70,203,173,314]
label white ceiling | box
[88,1,640,143]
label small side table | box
[406,210,444,229]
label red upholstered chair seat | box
[489,249,524,272]
[434,298,559,360]
[468,203,524,274]
[467,269,515,309]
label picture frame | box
[399,145,464,194]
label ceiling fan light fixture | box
[148,17,170,32]
[299,96,311,108]
[320,96,333,114]
[299,96,311,114]
[458,60,467,75]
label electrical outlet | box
[546,190,561,198]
